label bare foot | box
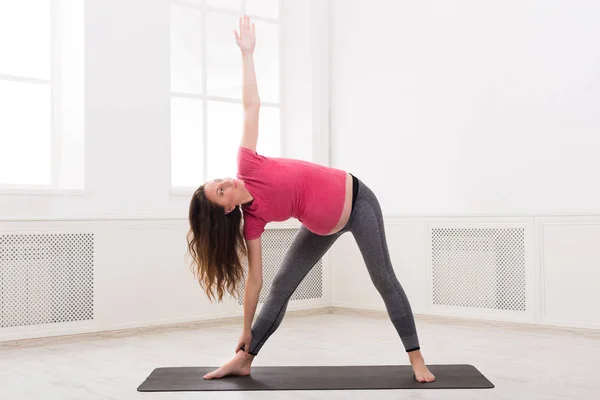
[203,350,254,379]
[412,362,435,383]
[409,350,436,383]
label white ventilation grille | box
[238,229,323,305]
[431,228,526,312]
[0,233,94,328]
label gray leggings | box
[244,177,420,355]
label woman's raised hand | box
[234,15,256,54]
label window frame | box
[0,0,64,194]
[170,0,282,195]
[0,0,85,196]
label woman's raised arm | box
[235,15,261,152]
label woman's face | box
[203,177,242,214]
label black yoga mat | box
[137,364,494,391]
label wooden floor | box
[1,309,599,399]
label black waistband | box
[350,173,359,210]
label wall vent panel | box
[238,228,323,305]
[0,233,94,328]
[431,228,526,312]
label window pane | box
[0,80,51,185]
[171,97,204,187]
[206,0,242,12]
[207,101,242,179]
[254,20,279,103]
[170,4,203,95]
[206,12,242,99]
[256,106,280,157]
[246,0,279,19]
[0,0,51,80]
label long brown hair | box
[186,185,247,303]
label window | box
[0,0,85,192]
[170,0,280,189]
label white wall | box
[3,0,600,342]
[280,0,330,166]
[329,0,600,330]
[330,0,600,216]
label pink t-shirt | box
[236,146,347,240]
